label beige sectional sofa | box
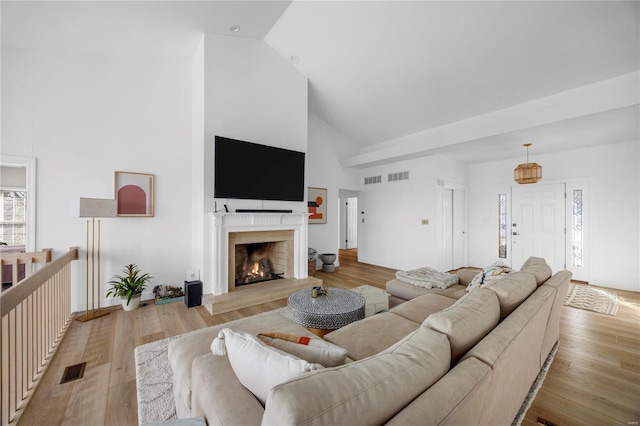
[167,257,571,425]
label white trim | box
[206,212,309,296]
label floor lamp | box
[75,197,117,322]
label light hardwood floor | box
[16,249,640,425]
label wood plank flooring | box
[15,249,640,425]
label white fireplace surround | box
[207,212,309,295]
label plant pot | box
[121,293,142,311]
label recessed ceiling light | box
[230,25,241,33]
[290,55,300,64]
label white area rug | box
[564,283,619,316]
[511,341,559,426]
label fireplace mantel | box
[206,212,309,296]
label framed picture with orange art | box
[308,187,327,224]
[114,171,155,217]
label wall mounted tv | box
[214,136,306,202]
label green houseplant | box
[106,264,152,311]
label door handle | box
[512,232,519,236]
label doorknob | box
[512,232,519,236]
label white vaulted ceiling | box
[264,1,640,166]
[2,1,639,166]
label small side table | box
[287,287,365,337]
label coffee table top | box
[287,287,366,330]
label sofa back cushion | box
[262,327,450,425]
[484,271,537,320]
[520,256,552,285]
[424,288,500,363]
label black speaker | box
[184,280,203,308]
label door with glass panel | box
[511,183,566,273]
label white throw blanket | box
[466,261,513,292]
[396,267,459,289]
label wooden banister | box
[0,247,78,425]
[1,248,52,287]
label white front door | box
[511,183,566,273]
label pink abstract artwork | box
[118,185,146,214]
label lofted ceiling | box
[2,1,639,166]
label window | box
[571,189,583,268]
[0,190,27,245]
[498,193,507,258]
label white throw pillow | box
[258,333,348,367]
[210,328,323,405]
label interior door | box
[443,189,454,270]
[511,183,566,273]
[452,189,466,269]
[346,197,358,249]
[443,188,466,271]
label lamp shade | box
[514,162,542,184]
[74,198,118,218]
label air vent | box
[388,171,409,182]
[364,176,382,185]
[60,362,86,384]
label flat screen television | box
[214,136,305,202]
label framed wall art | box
[308,187,327,224]
[115,171,154,217]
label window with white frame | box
[0,190,27,245]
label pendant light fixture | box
[514,143,542,184]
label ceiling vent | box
[364,176,382,185]
[388,171,409,182]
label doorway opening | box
[338,189,359,253]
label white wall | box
[204,34,308,214]
[468,140,639,292]
[2,48,193,310]
[355,154,468,271]
[194,34,308,294]
[306,112,360,266]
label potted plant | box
[106,264,152,311]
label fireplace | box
[229,230,294,290]
[235,243,284,286]
[207,212,309,296]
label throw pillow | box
[257,332,348,367]
[466,261,513,292]
[210,328,323,405]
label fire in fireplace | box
[235,243,284,286]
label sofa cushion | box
[324,312,420,360]
[257,333,348,367]
[262,327,451,426]
[386,357,492,426]
[390,293,457,324]
[484,271,537,319]
[190,353,265,426]
[211,328,323,405]
[424,288,500,363]
[520,256,552,285]
[386,278,467,301]
[167,309,314,417]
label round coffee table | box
[287,287,366,336]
